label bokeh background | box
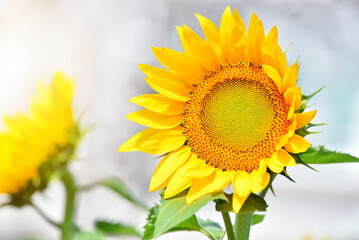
[0,0,359,239]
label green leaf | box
[143,203,224,240]
[301,145,359,164]
[142,204,160,240]
[215,193,268,213]
[95,220,141,237]
[142,204,224,240]
[291,153,318,171]
[167,215,201,232]
[198,219,225,240]
[153,192,227,238]
[100,177,147,209]
[143,204,159,240]
[74,231,105,240]
[252,214,265,225]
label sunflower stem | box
[61,169,77,240]
[234,212,253,240]
[221,212,235,240]
[31,202,61,229]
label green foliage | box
[143,192,227,239]
[99,177,147,209]
[198,219,225,240]
[143,204,160,240]
[291,153,318,172]
[301,145,359,164]
[74,231,106,240]
[95,220,141,237]
[167,215,201,232]
[153,191,227,238]
[252,214,265,225]
[215,193,268,213]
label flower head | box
[119,7,317,212]
[0,72,79,206]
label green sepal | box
[290,153,318,172]
[267,171,277,196]
[298,86,324,113]
[215,193,268,213]
[95,220,141,237]
[300,145,359,164]
[307,122,327,128]
[280,168,296,183]
[295,128,322,137]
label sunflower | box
[119,6,317,213]
[0,72,79,205]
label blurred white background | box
[0,0,359,239]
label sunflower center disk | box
[202,79,274,149]
[183,63,290,172]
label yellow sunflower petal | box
[251,160,270,193]
[233,171,251,197]
[261,26,285,74]
[267,157,284,173]
[182,25,220,71]
[186,172,216,204]
[149,146,191,191]
[296,110,317,129]
[220,6,246,63]
[284,86,301,110]
[164,153,198,198]
[196,13,227,64]
[152,47,205,84]
[176,26,190,54]
[284,134,311,154]
[250,170,270,193]
[118,127,157,152]
[210,170,233,192]
[262,64,282,90]
[137,126,186,154]
[183,160,215,179]
[278,54,288,76]
[129,94,186,115]
[139,64,183,83]
[125,110,183,129]
[275,116,297,150]
[139,64,190,102]
[247,12,265,65]
[262,26,282,57]
[276,148,296,166]
[145,78,190,102]
[233,192,251,213]
[287,95,297,120]
[282,63,298,92]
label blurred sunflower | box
[119,6,317,212]
[0,72,80,206]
